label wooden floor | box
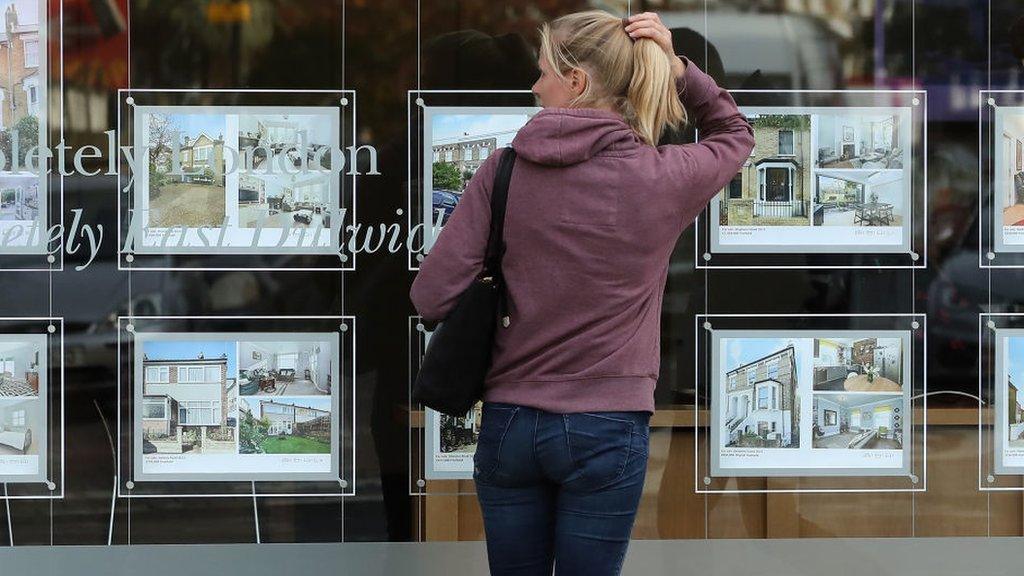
[414,407,1024,540]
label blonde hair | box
[539,10,686,145]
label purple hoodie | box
[411,56,754,414]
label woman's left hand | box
[624,12,686,80]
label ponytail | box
[627,39,686,145]
[540,10,687,146]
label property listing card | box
[712,330,912,477]
[133,331,340,482]
[0,334,47,483]
[711,106,914,255]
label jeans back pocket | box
[562,412,637,492]
[472,403,519,484]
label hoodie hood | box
[511,108,641,167]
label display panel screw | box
[46,254,55,264]
[415,98,425,107]
[986,252,996,261]
[47,324,56,333]
[416,254,425,262]
[910,474,919,484]
[125,254,135,263]
[340,97,349,106]
[987,475,996,484]
[340,323,349,332]
[911,321,920,330]
[703,476,711,486]
[125,96,135,106]
[416,479,426,488]
[702,321,712,331]
[987,320,997,330]
[912,97,921,106]
[909,251,919,261]
[702,253,711,261]
[339,479,349,488]
[126,324,135,333]
[988,97,996,106]
[416,323,425,332]
[46,481,55,491]
[125,481,135,490]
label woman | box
[410,10,753,576]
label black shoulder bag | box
[411,148,517,418]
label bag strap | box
[483,147,517,276]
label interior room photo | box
[812,394,904,450]
[238,340,332,396]
[0,398,40,456]
[813,337,903,392]
[816,113,903,169]
[0,339,42,397]
[238,172,330,230]
[812,170,904,227]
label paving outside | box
[149,182,226,228]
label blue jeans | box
[473,401,650,576]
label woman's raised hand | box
[624,12,686,80]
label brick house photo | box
[141,340,238,455]
[239,397,331,455]
[145,112,227,228]
[719,113,812,227]
[721,338,800,449]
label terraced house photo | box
[813,337,903,392]
[719,113,812,226]
[812,394,904,450]
[145,112,227,228]
[239,397,331,455]
[721,338,800,449]
[141,340,238,455]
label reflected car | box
[432,190,460,225]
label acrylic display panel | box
[117,89,356,271]
[977,314,1024,490]
[696,90,926,269]
[0,0,56,271]
[980,91,1024,267]
[0,317,63,500]
[409,317,478,496]
[407,91,539,270]
[117,316,355,498]
[696,314,926,493]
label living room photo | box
[811,393,904,450]
[239,113,333,172]
[815,112,904,170]
[238,340,333,396]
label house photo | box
[238,340,332,396]
[816,112,903,169]
[239,113,332,172]
[438,402,482,455]
[239,397,331,455]
[0,337,42,397]
[0,0,42,133]
[812,394,904,450]
[721,338,800,449]
[719,113,812,226]
[812,170,904,227]
[813,337,903,392]
[0,398,39,456]
[0,175,38,221]
[145,112,227,228]
[140,340,238,455]
[238,172,330,230]
[428,112,532,229]
[1000,111,1024,227]
[1009,378,1024,448]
